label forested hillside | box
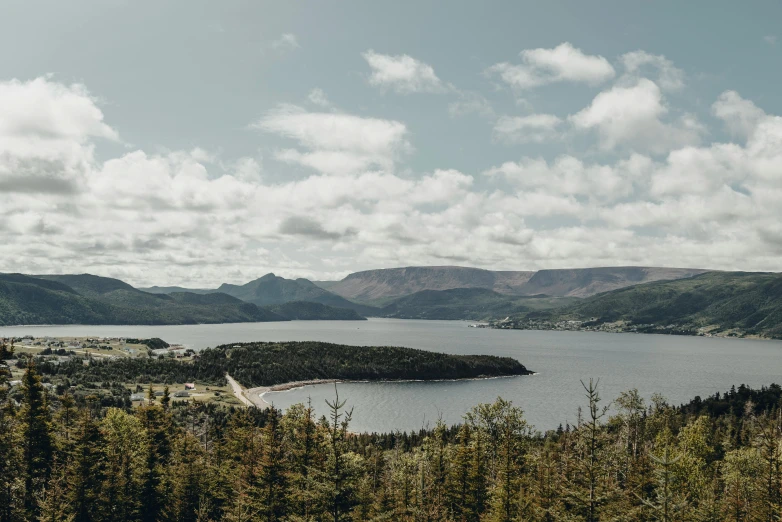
[4,338,782,521]
[264,301,366,320]
[379,287,578,320]
[0,273,373,325]
[0,273,285,325]
[514,271,782,338]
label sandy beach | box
[226,374,343,409]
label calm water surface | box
[2,319,781,433]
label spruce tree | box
[258,407,287,521]
[19,359,53,518]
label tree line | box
[5,340,782,520]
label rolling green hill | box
[265,301,366,320]
[215,273,377,314]
[1,273,372,325]
[379,287,579,320]
[0,273,285,325]
[512,271,782,338]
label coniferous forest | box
[4,340,782,521]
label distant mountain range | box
[9,265,773,331]
[317,266,708,304]
[142,273,374,315]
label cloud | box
[487,42,615,89]
[493,113,563,144]
[272,33,299,51]
[765,35,777,46]
[620,50,685,91]
[712,90,766,138]
[570,78,704,153]
[252,104,410,173]
[362,50,446,93]
[448,91,494,118]
[4,76,782,285]
[307,88,331,108]
[484,154,648,201]
[279,215,354,240]
[0,76,118,198]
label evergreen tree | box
[315,386,361,521]
[639,445,687,521]
[566,379,611,522]
[162,385,171,410]
[99,408,150,522]
[258,407,287,521]
[68,410,103,522]
[19,360,53,518]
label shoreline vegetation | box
[487,318,779,340]
[10,338,531,409]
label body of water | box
[2,319,781,433]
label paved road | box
[225,373,269,408]
[225,373,253,407]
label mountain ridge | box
[142,273,376,315]
[318,265,710,304]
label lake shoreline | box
[248,373,528,409]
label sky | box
[1,0,781,287]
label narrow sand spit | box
[248,379,341,409]
[227,374,341,409]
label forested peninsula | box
[36,341,531,389]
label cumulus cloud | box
[493,114,563,144]
[620,50,685,91]
[4,75,782,286]
[712,90,767,138]
[487,42,615,89]
[484,154,649,201]
[279,216,354,240]
[570,78,704,153]
[362,50,446,93]
[252,104,411,173]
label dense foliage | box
[265,301,366,321]
[518,271,782,338]
[37,341,530,389]
[207,341,531,387]
[379,288,578,320]
[125,338,170,349]
[5,338,782,521]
